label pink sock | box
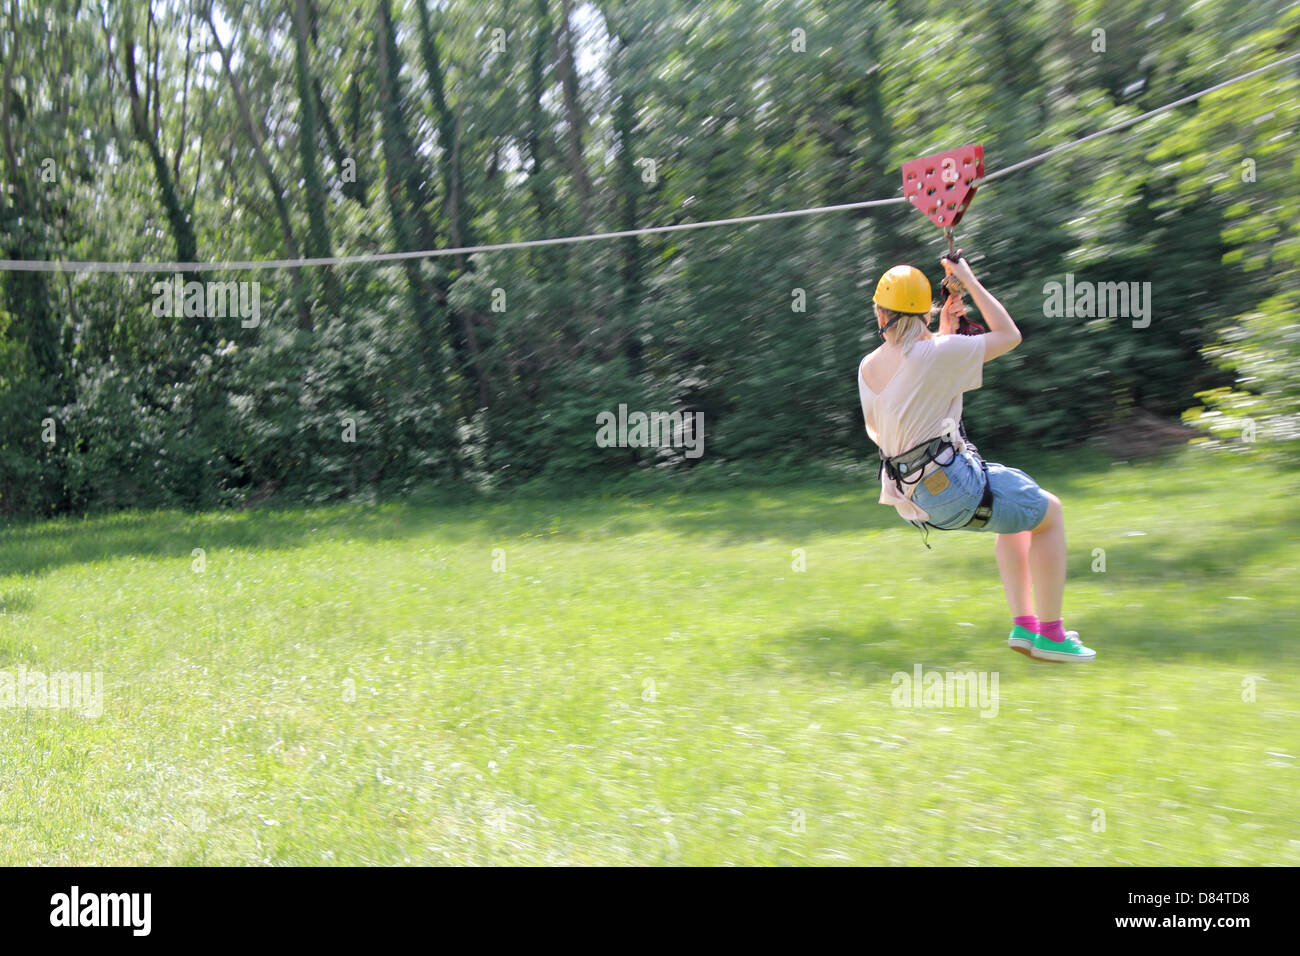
[1039,619,1066,642]
[1013,615,1039,632]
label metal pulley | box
[940,227,965,299]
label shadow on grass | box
[0,479,890,578]
[773,620,994,683]
[0,505,443,579]
[0,448,1291,597]
[770,608,1285,681]
[652,446,1285,545]
[934,497,1300,588]
[0,589,35,614]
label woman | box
[857,256,1095,663]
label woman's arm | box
[942,257,1021,362]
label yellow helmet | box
[873,264,931,314]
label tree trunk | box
[0,23,60,385]
[379,0,488,412]
[291,0,342,317]
[203,12,314,331]
[527,0,556,237]
[376,0,444,374]
[610,31,643,376]
[414,0,472,256]
[122,11,201,274]
[555,0,593,228]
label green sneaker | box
[1030,630,1096,663]
[1007,624,1037,657]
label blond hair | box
[878,305,939,355]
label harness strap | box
[878,309,926,339]
[964,457,995,529]
[879,435,956,496]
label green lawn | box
[1,448,1296,865]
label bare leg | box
[1028,492,1066,622]
[995,531,1034,618]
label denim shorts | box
[909,450,1050,534]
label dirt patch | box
[238,480,282,511]
[1091,408,1201,459]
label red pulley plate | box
[901,144,985,229]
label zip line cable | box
[2,50,1297,276]
[0,197,911,275]
[981,49,1300,183]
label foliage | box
[1,0,1297,515]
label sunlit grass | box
[0,447,1296,864]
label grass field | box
[1,447,1297,865]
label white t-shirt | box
[858,334,986,522]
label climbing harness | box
[879,427,994,549]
